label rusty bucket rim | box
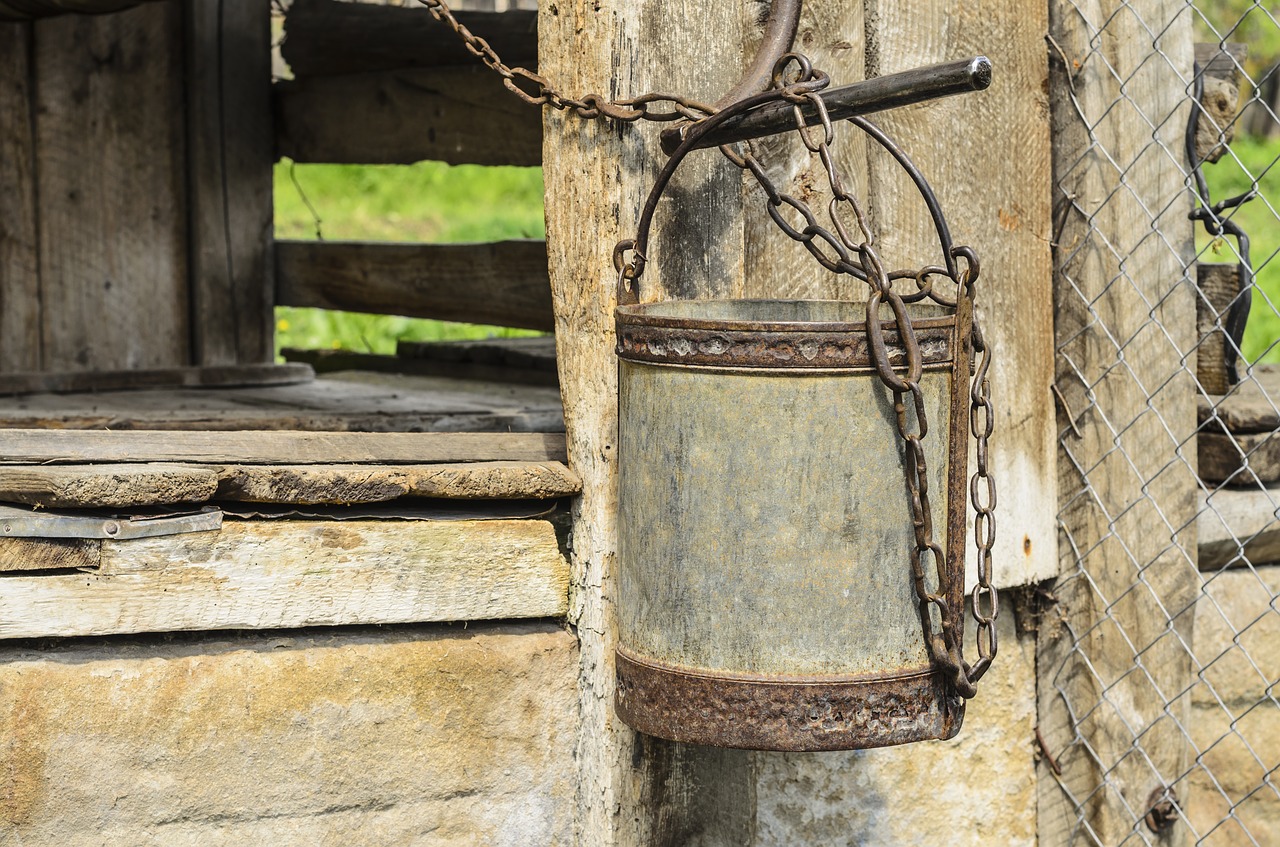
[616,297,955,334]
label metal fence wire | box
[1044,0,1280,844]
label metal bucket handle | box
[614,59,973,306]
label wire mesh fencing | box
[1043,0,1280,844]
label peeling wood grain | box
[0,463,218,508]
[0,537,99,573]
[0,518,569,639]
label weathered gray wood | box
[0,429,567,465]
[1200,485,1280,570]
[0,363,313,396]
[541,1,756,843]
[34,4,190,372]
[0,463,218,508]
[0,22,40,373]
[283,0,536,78]
[1194,42,1246,165]
[0,373,564,432]
[0,537,99,572]
[0,518,569,638]
[1200,430,1280,486]
[215,461,580,504]
[865,0,1056,589]
[274,66,541,166]
[186,0,275,365]
[1199,364,1280,434]
[1040,2,1199,844]
[275,240,553,332]
[1196,264,1244,395]
[284,347,560,386]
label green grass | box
[1198,135,1280,363]
[273,160,546,357]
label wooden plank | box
[397,336,557,372]
[1196,264,1244,394]
[0,537,99,572]
[0,363,313,396]
[1199,364,1280,434]
[1199,430,1280,486]
[185,0,275,365]
[217,460,579,503]
[1039,2,1199,844]
[33,4,190,372]
[866,0,1056,589]
[0,1,162,20]
[275,240,553,331]
[541,1,756,844]
[1200,485,1280,570]
[0,429,567,465]
[0,518,569,638]
[0,21,41,373]
[273,66,541,166]
[0,463,218,508]
[282,347,560,386]
[283,0,536,78]
[1193,43,1247,165]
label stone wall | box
[0,622,578,846]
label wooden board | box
[1199,364,1280,434]
[540,1,756,843]
[1039,3,1199,844]
[0,537,99,573]
[283,0,536,78]
[1196,264,1244,394]
[0,372,564,432]
[0,363,313,396]
[1200,485,1280,570]
[0,429,567,465]
[1200,430,1280,486]
[0,518,569,638]
[33,4,190,372]
[273,66,541,167]
[0,463,218,508]
[0,21,40,373]
[275,240,553,331]
[283,347,560,386]
[185,0,275,365]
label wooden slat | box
[1200,430,1280,486]
[185,0,275,365]
[33,4,190,372]
[0,22,40,372]
[0,537,99,573]
[283,0,536,78]
[275,240,553,331]
[0,463,218,508]
[0,363,313,396]
[1039,2,1199,843]
[1199,364,1280,434]
[1200,486,1280,570]
[0,518,569,638]
[0,429,567,465]
[273,66,541,166]
[282,347,560,385]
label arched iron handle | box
[712,0,802,110]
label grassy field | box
[276,140,1280,363]
[273,160,546,357]
[1198,135,1280,364]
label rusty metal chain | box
[715,57,998,697]
[417,0,718,124]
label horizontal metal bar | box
[0,505,223,540]
[660,56,993,155]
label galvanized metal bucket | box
[611,88,992,752]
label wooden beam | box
[1040,2,1199,843]
[273,66,541,167]
[0,463,219,508]
[1200,485,1280,570]
[0,21,40,373]
[185,0,275,365]
[33,4,191,372]
[0,363,313,396]
[0,518,569,638]
[0,537,99,573]
[1199,431,1280,486]
[541,1,756,843]
[0,0,162,20]
[282,0,536,79]
[283,347,560,386]
[274,240,554,332]
[0,429,568,465]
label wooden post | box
[185,0,275,366]
[540,2,759,843]
[1041,1,1199,844]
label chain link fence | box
[1044,0,1280,844]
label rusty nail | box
[1144,786,1179,834]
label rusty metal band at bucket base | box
[614,298,970,752]
[615,647,964,752]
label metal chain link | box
[417,0,718,123]
[418,1,999,696]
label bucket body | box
[614,298,971,751]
